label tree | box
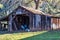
[24,0,40,9]
[40,0,60,15]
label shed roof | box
[14,6,53,16]
[14,6,60,18]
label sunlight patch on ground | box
[0,31,47,40]
[0,4,4,8]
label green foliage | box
[0,0,60,18]
[40,0,60,15]
[22,0,60,15]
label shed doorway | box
[12,14,30,31]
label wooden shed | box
[0,6,60,32]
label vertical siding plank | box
[59,19,60,28]
[51,18,53,30]
[56,18,58,29]
[58,18,59,29]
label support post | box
[8,14,13,32]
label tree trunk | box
[34,0,39,9]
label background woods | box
[0,0,60,18]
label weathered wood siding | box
[51,18,60,29]
[31,15,51,31]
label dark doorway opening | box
[12,14,30,31]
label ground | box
[0,30,60,40]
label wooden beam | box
[8,14,13,32]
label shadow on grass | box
[19,30,60,40]
[0,30,47,35]
[0,31,30,35]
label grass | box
[0,30,60,40]
[0,31,46,40]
